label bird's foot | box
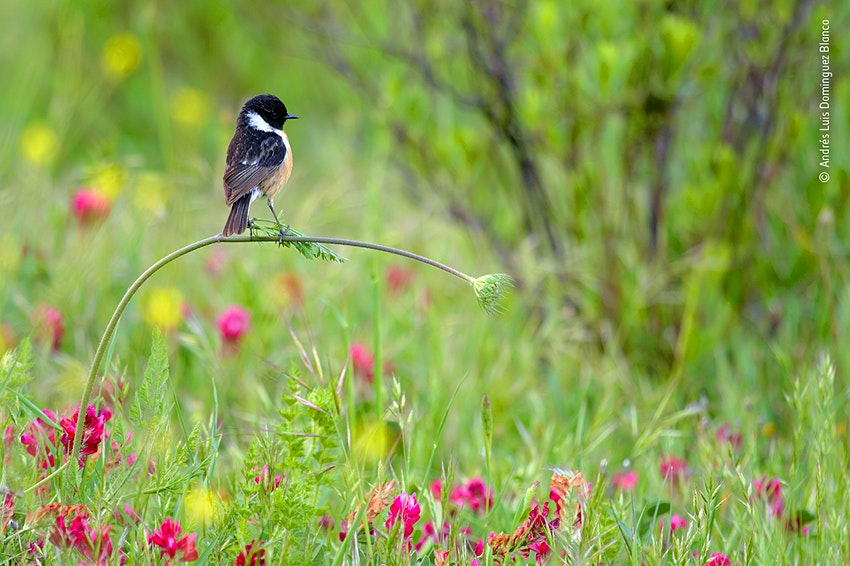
[277,224,291,245]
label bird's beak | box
[286,114,299,120]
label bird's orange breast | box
[260,132,293,199]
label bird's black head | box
[241,94,298,130]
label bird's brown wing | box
[223,135,287,205]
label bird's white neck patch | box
[246,111,284,139]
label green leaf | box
[251,221,348,263]
[129,329,171,436]
[637,500,671,536]
[0,338,34,411]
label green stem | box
[70,233,478,466]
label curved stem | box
[227,235,477,284]
[70,233,477,465]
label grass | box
[1,1,849,564]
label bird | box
[221,94,298,241]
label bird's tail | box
[222,194,251,237]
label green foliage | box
[0,338,33,412]
[0,0,848,563]
[129,328,171,439]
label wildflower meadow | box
[1,1,848,565]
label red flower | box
[449,477,493,515]
[49,511,114,565]
[704,552,731,566]
[32,305,64,352]
[252,464,282,493]
[317,515,335,531]
[72,189,111,225]
[350,343,374,383]
[528,538,550,564]
[235,540,265,566]
[20,409,59,469]
[148,518,199,562]
[218,306,251,346]
[611,470,638,491]
[385,492,421,550]
[58,405,112,468]
[660,455,688,484]
[386,265,415,293]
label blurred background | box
[0,0,847,465]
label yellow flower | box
[101,33,142,78]
[20,122,59,166]
[184,486,219,530]
[89,163,127,201]
[133,172,168,218]
[143,287,184,330]
[171,87,210,127]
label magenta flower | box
[659,513,687,534]
[660,455,688,484]
[704,552,731,566]
[528,538,551,564]
[72,189,111,225]
[317,515,335,531]
[218,306,251,349]
[385,492,421,550]
[752,476,783,519]
[449,477,494,515]
[49,511,114,565]
[58,405,112,468]
[612,469,638,491]
[350,343,375,383]
[33,305,64,351]
[252,464,283,493]
[20,409,59,469]
[147,518,199,562]
[235,540,265,566]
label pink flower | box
[72,189,111,225]
[386,266,415,293]
[2,490,15,535]
[252,464,283,492]
[350,343,374,383]
[235,540,265,566]
[449,477,494,515]
[49,511,114,565]
[704,552,731,566]
[20,409,59,469]
[660,513,687,534]
[752,476,783,519]
[660,455,688,484]
[612,470,638,491]
[385,492,421,550]
[218,306,250,354]
[32,305,64,352]
[114,502,141,525]
[148,518,199,562]
[528,538,551,564]
[58,405,112,468]
[715,424,742,449]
